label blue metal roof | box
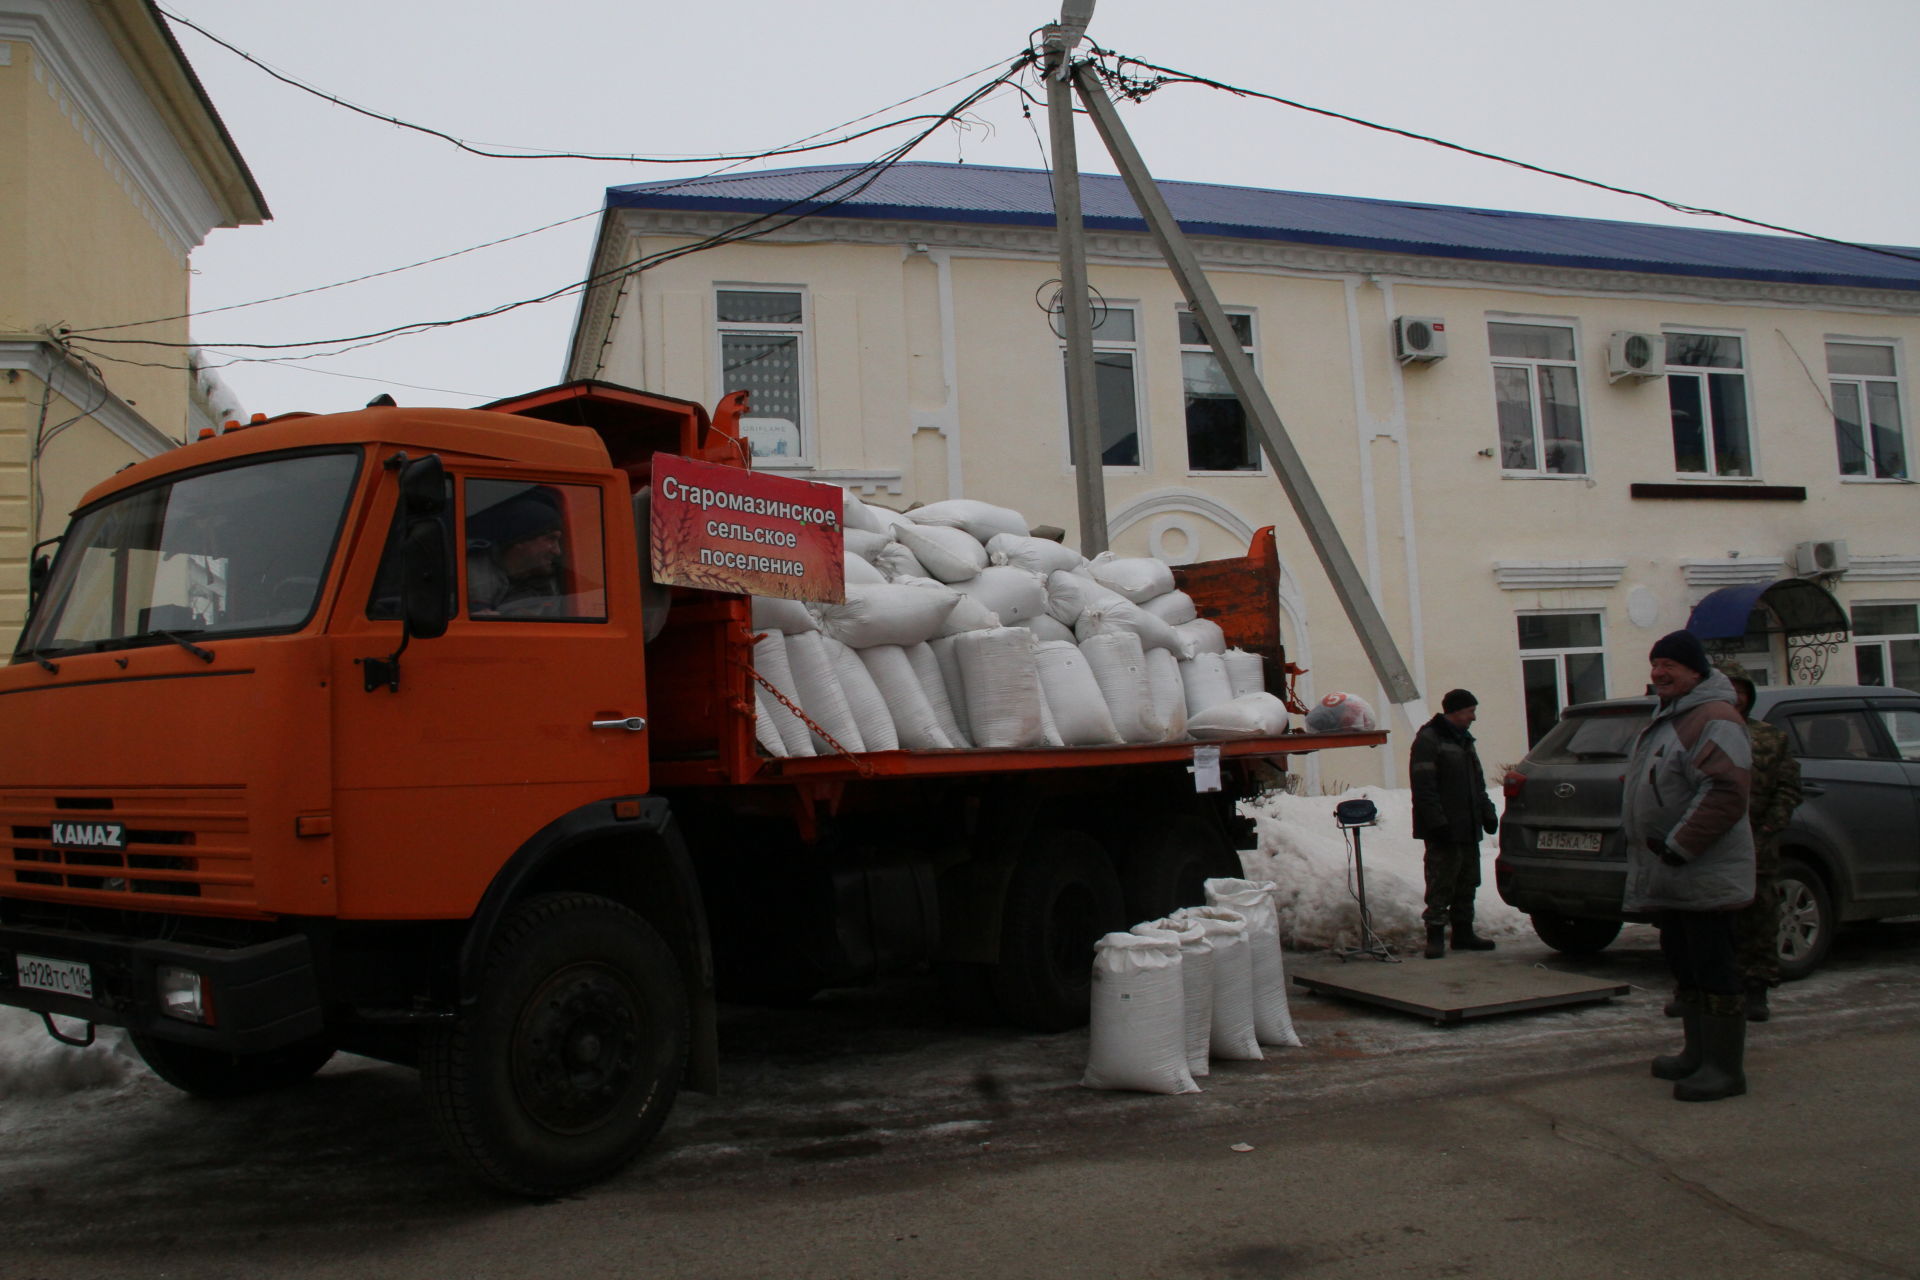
[608,162,1920,293]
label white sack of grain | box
[1187,692,1290,741]
[895,522,989,584]
[873,540,927,582]
[842,490,893,536]
[751,595,817,636]
[1140,589,1199,627]
[1081,932,1199,1095]
[752,687,789,758]
[1222,647,1267,697]
[812,583,960,650]
[907,499,1030,543]
[1075,596,1189,658]
[1176,617,1228,656]
[750,630,815,757]
[1146,647,1189,742]
[951,565,1048,626]
[784,630,866,753]
[1180,652,1235,718]
[907,640,969,747]
[1044,568,1128,628]
[844,551,886,586]
[926,635,974,745]
[1205,878,1301,1047]
[1080,631,1165,744]
[827,636,899,751]
[1172,906,1262,1062]
[1033,641,1122,746]
[856,645,951,750]
[987,532,1087,577]
[954,626,1044,749]
[1086,552,1177,604]
[1015,613,1078,645]
[1132,918,1214,1078]
[1036,680,1066,747]
[844,528,892,564]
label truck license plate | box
[1537,830,1602,853]
[16,954,94,1000]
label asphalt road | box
[4,921,1918,1280]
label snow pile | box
[0,1008,138,1099]
[1240,784,1529,951]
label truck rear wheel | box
[1116,812,1242,922]
[990,830,1125,1033]
[422,892,688,1197]
[130,1034,335,1099]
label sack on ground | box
[1205,877,1301,1048]
[1081,932,1200,1095]
[1173,906,1262,1061]
[1034,641,1122,746]
[954,627,1044,749]
[1133,919,1213,1078]
[1086,552,1177,604]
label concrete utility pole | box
[1044,1,1109,557]
[1047,12,1422,706]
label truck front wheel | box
[422,892,689,1197]
[130,1034,335,1098]
[990,831,1125,1033]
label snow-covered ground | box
[0,786,1523,1100]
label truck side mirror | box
[28,553,52,610]
[397,455,451,641]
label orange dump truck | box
[0,380,1383,1194]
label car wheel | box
[1774,858,1833,981]
[1528,913,1622,956]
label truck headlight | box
[157,967,214,1025]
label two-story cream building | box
[1,0,265,650]
[564,161,1919,781]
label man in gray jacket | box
[1622,630,1755,1102]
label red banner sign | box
[650,455,845,602]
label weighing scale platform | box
[1290,953,1631,1025]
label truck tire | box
[1528,914,1622,956]
[1774,858,1833,982]
[422,892,688,1197]
[1116,812,1242,922]
[129,1034,335,1099]
[990,831,1125,1033]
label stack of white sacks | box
[749,493,1292,757]
[1081,877,1303,1094]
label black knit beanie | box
[1441,688,1478,714]
[1649,630,1712,678]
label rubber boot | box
[1744,979,1771,1023]
[1663,988,1684,1018]
[1450,915,1496,951]
[1423,924,1446,959]
[1651,989,1702,1079]
[1674,993,1748,1102]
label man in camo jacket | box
[1720,661,1803,1023]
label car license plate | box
[15,954,93,1000]
[1537,830,1602,853]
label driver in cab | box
[467,487,566,617]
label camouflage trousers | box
[1732,833,1781,985]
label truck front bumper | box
[0,923,323,1053]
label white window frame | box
[1851,599,1920,692]
[1827,337,1909,482]
[713,284,812,467]
[1487,317,1588,478]
[1177,307,1267,477]
[1059,302,1146,473]
[1663,328,1757,479]
[1517,609,1609,746]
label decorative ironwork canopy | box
[1686,578,1851,684]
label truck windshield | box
[16,451,361,659]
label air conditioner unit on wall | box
[1394,316,1446,363]
[1607,331,1665,382]
[1792,539,1850,577]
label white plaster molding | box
[806,469,904,498]
[1493,560,1628,590]
[613,209,1920,317]
[1,339,177,456]
[1107,488,1258,546]
[1682,557,1787,587]
[0,2,229,259]
[1846,554,1920,581]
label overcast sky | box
[132,0,1917,419]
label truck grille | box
[0,789,254,911]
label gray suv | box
[1495,684,1920,979]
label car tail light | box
[1502,769,1527,799]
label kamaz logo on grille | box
[50,821,127,851]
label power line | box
[1083,47,1920,268]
